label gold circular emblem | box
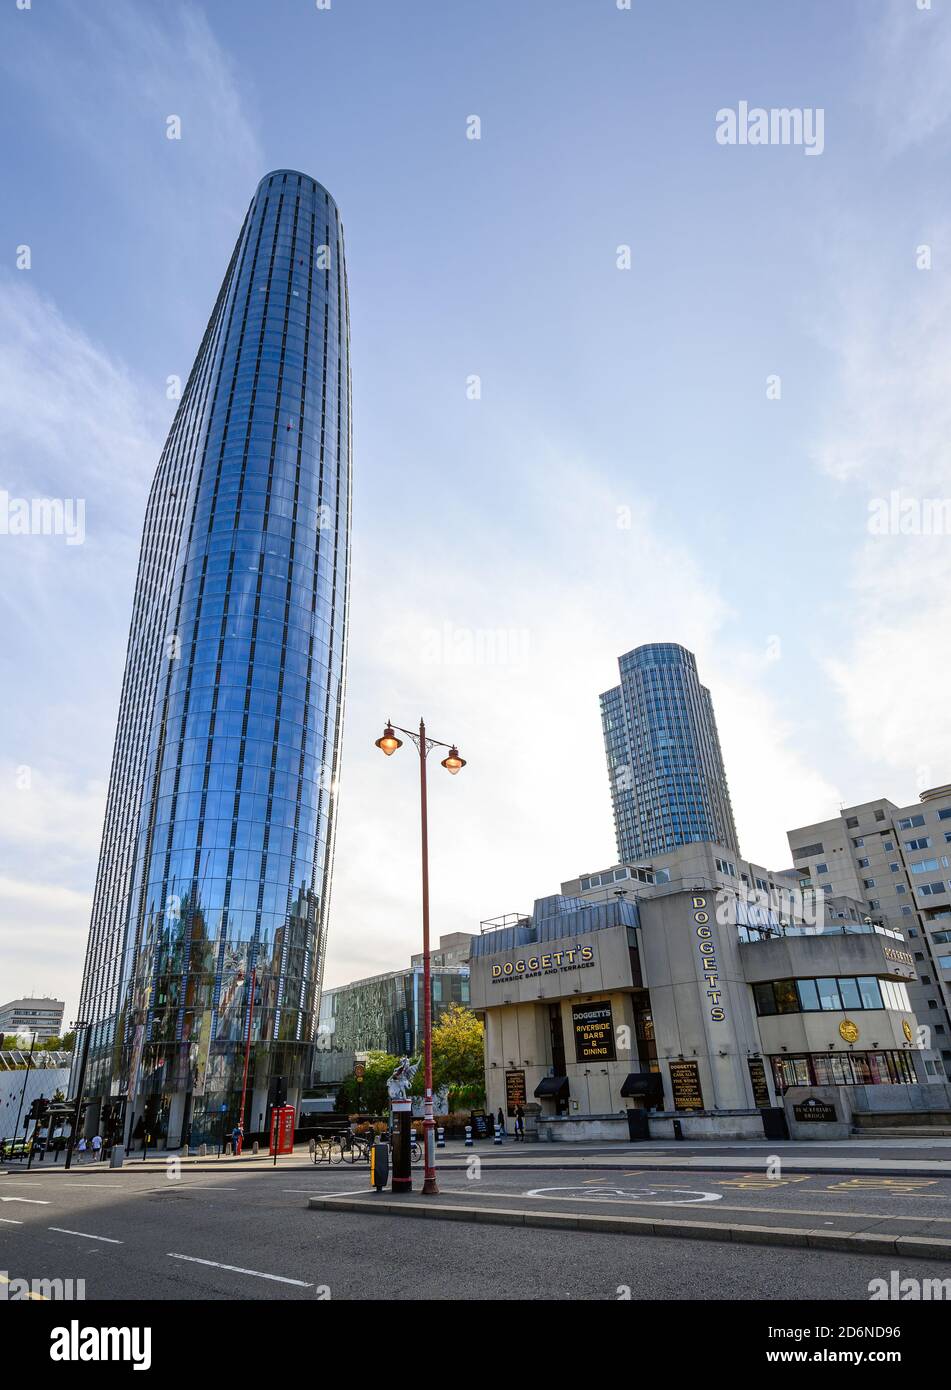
[902,1019,914,1043]
[839,1019,860,1043]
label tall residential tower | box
[74,170,351,1147]
[601,642,740,863]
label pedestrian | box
[496,1106,505,1134]
[77,1135,88,1162]
[91,1132,103,1162]
[514,1104,525,1141]
[231,1123,243,1156]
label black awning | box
[533,1076,569,1099]
[620,1072,664,1100]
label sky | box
[1,0,950,1026]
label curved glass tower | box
[74,170,350,1147]
[601,642,739,863]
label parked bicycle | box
[341,1130,373,1164]
[308,1132,344,1164]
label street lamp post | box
[63,1021,91,1173]
[375,718,466,1195]
[13,1031,37,1153]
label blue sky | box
[2,0,950,1024]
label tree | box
[336,1052,399,1115]
[429,1005,484,1092]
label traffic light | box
[27,1097,50,1122]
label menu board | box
[571,1001,616,1062]
[669,1059,705,1112]
[747,1057,771,1109]
[470,1111,490,1139]
[505,1070,527,1118]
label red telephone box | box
[269,1104,296,1156]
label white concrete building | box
[789,785,951,1081]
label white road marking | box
[1,1196,50,1205]
[48,1227,123,1243]
[0,1217,24,1224]
[527,1185,722,1205]
[167,1253,311,1286]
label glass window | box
[812,1054,835,1085]
[796,979,820,1011]
[857,976,883,1009]
[838,977,862,1010]
[817,978,841,1010]
[850,1053,873,1084]
[753,982,776,1016]
[774,979,799,1014]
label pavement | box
[3,1163,951,1301]
[306,1163,951,1260]
[9,1134,951,1178]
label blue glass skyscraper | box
[74,170,350,1147]
[601,643,739,863]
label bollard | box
[464,1125,473,1147]
[436,1126,445,1149]
[494,1122,503,1145]
[252,1140,259,1154]
[198,1143,207,1157]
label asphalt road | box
[2,1164,951,1301]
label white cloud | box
[812,253,951,786]
[3,3,263,305]
[0,280,162,1022]
[323,449,838,985]
[866,3,951,156]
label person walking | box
[514,1103,525,1142]
[496,1106,505,1135]
[76,1135,88,1163]
[91,1132,103,1162]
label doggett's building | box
[468,842,930,1141]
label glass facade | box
[770,1050,916,1091]
[74,170,351,1146]
[753,975,912,1016]
[601,642,740,862]
[314,969,471,1085]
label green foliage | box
[448,1082,486,1109]
[335,1051,400,1115]
[430,1005,485,1091]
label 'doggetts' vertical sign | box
[692,895,726,1023]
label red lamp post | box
[375,718,465,1195]
[236,966,256,1156]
